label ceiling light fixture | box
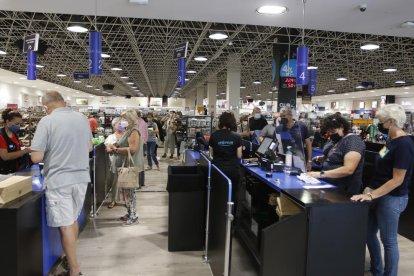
[101,53,110,58]
[253,80,261,84]
[185,78,189,81]
[307,66,318,70]
[0,50,6,55]
[256,5,288,15]
[336,77,347,81]
[240,85,246,89]
[74,80,81,83]
[86,85,93,88]
[36,64,44,68]
[327,89,336,93]
[360,43,380,50]
[395,80,406,84]
[383,68,397,72]
[19,77,26,80]
[127,82,134,85]
[186,70,197,74]
[369,90,375,93]
[194,56,208,62]
[401,21,414,28]
[209,32,228,40]
[56,74,66,77]
[356,85,365,89]
[95,88,100,91]
[404,87,410,90]
[120,76,129,79]
[66,24,88,33]
[132,86,138,89]
[246,95,251,98]
[111,67,122,71]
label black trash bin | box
[167,166,205,252]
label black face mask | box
[330,133,342,143]
[377,123,388,135]
[280,118,288,126]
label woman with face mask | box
[351,104,414,276]
[237,115,250,139]
[0,109,31,174]
[105,117,124,208]
[308,113,365,195]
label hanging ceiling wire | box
[301,0,307,46]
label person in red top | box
[0,109,31,174]
[89,115,98,136]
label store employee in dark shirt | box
[209,111,242,211]
[352,104,414,276]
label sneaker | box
[123,217,138,226]
[161,154,167,158]
[119,214,129,221]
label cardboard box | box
[0,175,32,205]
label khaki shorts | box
[45,183,88,227]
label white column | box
[226,57,241,119]
[196,86,205,106]
[207,80,217,116]
[185,91,196,111]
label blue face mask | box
[116,124,126,133]
[8,125,20,134]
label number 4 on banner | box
[299,72,306,81]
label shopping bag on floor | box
[117,149,139,189]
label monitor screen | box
[257,137,273,155]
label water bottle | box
[31,164,42,191]
[284,146,293,174]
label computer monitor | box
[242,139,259,158]
[257,137,273,155]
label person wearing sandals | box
[112,110,145,226]
[105,117,124,209]
[146,113,160,170]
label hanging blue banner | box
[296,46,309,85]
[308,68,317,95]
[89,31,102,76]
[27,50,37,80]
[177,57,186,87]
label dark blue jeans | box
[367,194,408,276]
[147,141,159,167]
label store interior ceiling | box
[0,0,413,100]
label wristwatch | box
[319,170,325,178]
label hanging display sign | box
[301,86,312,104]
[23,33,40,53]
[173,42,189,59]
[273,43,298,111]
[308,68,317,95]
[296,46,309,85]
[89,31,102,76]
[74,72,90,79]
[27,50,37,80]
[162,95,168,107]
[177,57,186,87]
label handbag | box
[117,149,139,189]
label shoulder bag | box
[117,149,139,189]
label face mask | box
[330,133,342,143]
[254,113,261,120]
[116,124,126,133]
[377,123,388,135]
[120,120,129,128]
[8,125,20,134]
[280,118,288,126]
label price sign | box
[281,77,296,89]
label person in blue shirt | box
[352,104,414,276]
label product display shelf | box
[186,115,212,146]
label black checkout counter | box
[236,164,369,276]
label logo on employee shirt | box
[218,141,234,147]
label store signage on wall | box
[173,42,188,59]
[74,72,90,79]
[7,104,18,110]
[76,98,89,106]
[23,33,39,52]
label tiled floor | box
[75,157,414,276]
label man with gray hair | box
[31,91,92,276]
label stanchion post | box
[201,153,212,263]
[224,202,234,276]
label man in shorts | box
[31,91,92,276]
